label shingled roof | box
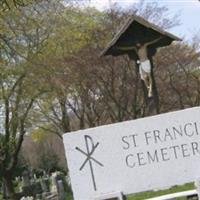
[101,14,182,57]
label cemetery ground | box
[0,178,195,200]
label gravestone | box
[51,172,59,194]
[22,170,30,187]
[33,174,37,180]
[20,196,34,200]
[57,180,65,200]
[65,175,70,186]
[63,107,200,200]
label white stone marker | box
[63,107,200,200]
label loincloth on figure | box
[139,59,151,80]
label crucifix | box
[101,15,181,115]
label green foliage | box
[31,128,49,142]
[0,1,61,196]
[37,150,61,173]
[0,0,44,12]
[13,156,28,177]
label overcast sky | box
[87,0,200,42]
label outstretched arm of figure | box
[116,46,137,52]
[145,36,163,46]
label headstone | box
[43,170,48,178]
[15,176,20,182]
[63,107,200,200]
[19,179,23,193]
[65,175,71,188]
[33,174,37,181]
[57,180,65,200]
[30,174,36,185]
[22,170,30,187]
[20,196,34,200]
[51,172,58,193]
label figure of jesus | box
[117,37,163,98]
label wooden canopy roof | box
[101,14,182,57]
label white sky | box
[88,0,200,41]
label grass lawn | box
[68,182,195,200]
[127,183,194,200]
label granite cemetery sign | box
[63,107,200,200]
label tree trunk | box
[3,173,16,200]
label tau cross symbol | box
[75,135,104,191]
